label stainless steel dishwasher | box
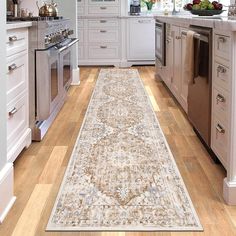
[187,26,213,148]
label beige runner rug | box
[47,69,203,231]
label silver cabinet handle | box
[9,107,17,117]
[175,36,182,40]
[100,46,107,49]
[218,36,226,43]
[217,36,227,49]
[166,39,171,44]
[100,30,107,33]
[100,6,107,9]
[8,63,17,72]
[138,20,151,24]
[100,20,107,23]
[216,94,225,103]
[9,36,17,42]
[217,65,227,74]
[216,123,225,134]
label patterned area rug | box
[47,69,203,231]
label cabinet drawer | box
[211,117,228,169]
[6,52,28,104]
[78,6,85,15]
[88,45,119,59]
[78,20,84,28]
[215,34,230,60]
[6,28,28,57]
[7,92,28,153]
[88,0,119,4]
[212,86,229,122]
[78,46,84,59]
[88,19,118,28]
[78,29,84,44]
[88,29,119,43]
[213,61,230,91]
[88,6,119,15]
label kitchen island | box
[154,14,236,205]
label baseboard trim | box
[223,177,236,205]
[0,163,16,223]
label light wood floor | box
[1,66,236,236]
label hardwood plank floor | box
[0,66,236,236]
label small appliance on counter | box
[130,0,141,15]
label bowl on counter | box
[190,9,224,16]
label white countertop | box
[6,21,32,30]
[154,15,236,31]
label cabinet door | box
[127,18,155,61]
[171,25,181,99]
[164,36,173,88]
[180,28,188,112]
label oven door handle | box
[58,38,79,53]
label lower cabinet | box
[127,18,155,61]
[78,17,155,66]
[6,27,31,162]
[157,24,188,113]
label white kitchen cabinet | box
[6,27,31,163]
[180,28,188,112]
[89,0,119,4]
[127,18,155,61]
[158,24,188,113]
[171,25,181,100]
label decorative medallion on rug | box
[47,69,203,231]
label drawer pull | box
[9,36,18,42]
[100,6,107,10]
[217,36,227,50]
[216,123,225,134]
[100,30,107,33]
[216,94,225,103]
[100,46,107,49]
[217,65,226,74]
[8,63,17,72]
[175,36,182,40]
[9,107,17,117]
[100,20,107,23]
[218,36,226,43]
[138,20,151,24]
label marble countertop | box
[154,15,236,31]
[6,21,32,30]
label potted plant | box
[142,0,157,11]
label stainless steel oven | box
[36,46,61,121]
[155,20,166,66]
[58,38,78,92]
[35,38,78,120]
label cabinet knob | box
[216,123,225,134]
[218,36,226,43]
[217,65,226,74]
[9,107,17,117]
[216,94,225,104]
[9,36,17,42]
[8,63,17,72]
